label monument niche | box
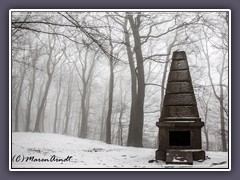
[156,51,205,165]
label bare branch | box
[143,54,169,61]
[145,83,164,88]
[145,109,160,114]
[13,26,84,45]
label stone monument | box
[156,51,205,164]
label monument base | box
[156,149,205,161]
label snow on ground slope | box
[11,132,228,169]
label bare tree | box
[126,13,145,147]
[105,17,116,144]
[63,66,73,135]
[202,90,211,151]
[25,43,42,131]
[200,25,228,152]
[117,75,127,146]
[14,59,27,132]
[71,41,97,138]
[53,67,63,134]
[34,35,64,132]
[100,85,108,141]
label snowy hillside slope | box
[11,132,229,169]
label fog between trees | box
[11,11,229,151]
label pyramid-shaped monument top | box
[160,51,200,121]
[156,51,205,162]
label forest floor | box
[11,132,229,170]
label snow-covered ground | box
[11,132,229,169]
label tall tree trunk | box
[34,45,55,132]
[118,108,124,146]
[203,115,209,151]
[34,35,62,133]
[85,71,94,131]
[53,70,62,133]
[80,83,88,138]
[34,74,53,132]
[105,19,115,144]
[203,93,211,151]
[123,16,139,146]
[118,74,125,146]
[203,125,209,151]
[76,45,96,139]
[220,96,227,151]
[204,35,227,152]
[41,100,47,132]
[25,48,38,132]
[14,65,27,132]
[219,50,227,152]
[73,113,79,136]
[100,85,108,141]
[77,100,81,137]
[219,67,227,151]
[106,59,114,144]
[127,14,145,147]
[63,72,73,135]
[78,73,93,138]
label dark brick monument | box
[156,51,205,164]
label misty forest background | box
[11,11,229,152]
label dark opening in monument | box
[169,131,190,146]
